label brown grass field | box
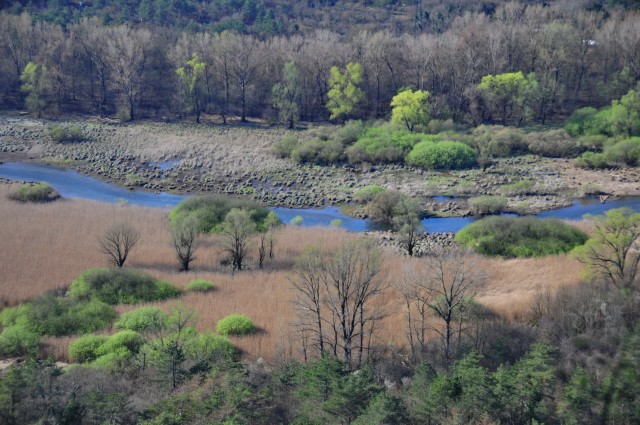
[0,184,585,363]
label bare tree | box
[170,217,200,272]
[398,247,486,368]
[289,239,386,369]
[220,208,255,271]
[98,223,140,268]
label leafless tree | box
[220,208,255,271]
[98,223,140,268]
[289,239,386,369]
[397,247,486,368]
[170,217,200,272]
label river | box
[1,162,639,233]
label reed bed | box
[0,184,586,362]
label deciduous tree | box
[326,62,365,122]
[390,88,430,132]
[98,223,140,268]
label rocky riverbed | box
[1,114,639,217]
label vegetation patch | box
[456,216,588,258]
[216,314,256,336]
[467,195,509,216]
[346,126,435,164]
[170,194,276,233]
[8,183,60,203]
[406,140,477,170]
[67,268,180,305]
[185,279,215,292]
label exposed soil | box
[1,113,638,217]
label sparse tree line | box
[2,4,640,125]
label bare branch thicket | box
[98,223,140,268]
[220,208,255,271]
[397,247,486,368]
[170,217,200,272]
[289,239,387,369]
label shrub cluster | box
[170,194,276,233]
[68,268,180,305]
[8,183,60,203]
[576,137,640,169]
[406,140,477,170]
[346,126,435,164]
[467,195,508,216]
[69,330,144,366]
[456,216,588,258]
[46,124,83,143]
[185,279,216,292]
[216,314,256,336]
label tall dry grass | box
[0,184,587,362]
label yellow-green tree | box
[390,88,430,132]
[20,62,51,118]
[176,53,206,123]
[326,62,365,122]
[477,72,538,125]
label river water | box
[1,162,639,233]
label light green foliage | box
[558,367,595,424]
[605,137,640,166]
[185,331,236,364]
[69,335,109,363]
[390,88,430,132]
[290,215,303,226]
[70,331,144,367]
[46,124,82,143]
[565,107,607,136]
[477,71,538,125]
[330,219,343,228]
[406,140,476,170]
[176,53,206,122]
[354,185,385,203]
[8,183,60,203]
[347,126,436,164]
[272,135,298,158]
[67,267,180,305]
[185,279,215,292]
[609,89,640,137]
[114,307,169,333]
[576,151,610,169]
[457,216,588,258]
[573,208,640,287]
[216,314,255,336]
[467,195,508,215]
[0,326,40,357]
[272,61,302,128]
[170,194,276,233]
[20,61,50,117]
[326,62,365,121]
[291,138,344,164]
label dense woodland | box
[0,1,640,124]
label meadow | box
[0,183,584,363]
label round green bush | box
[216,314,256,336]
[467,196,508,215]
[0,325,40,357]
[8,183,60,203]
[69,335,108,363]
[185,279,215,293]
[406,141,476,170]
[186,332,237,363]
[354,185,385,203]
[114,307,169,333]
[68,268,180,305]
[456,216,588,258]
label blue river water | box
[1,162,639,233]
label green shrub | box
[95,330,144,357]
[290,215,303,226]
[499,180,536,196]
[170,194,276,233]
[216,314,256,336]
[114,307,169,333]
[526,129,584,158]
[456,216,588,258]
[576,152,610,169]
[604,137,640,166]
[185,279,215,292]
[0,325,40,357]
[186,332,237,363]
[69,335,108,363]
[467,196,508,215]
[68,268,180,305]
[46,124,83,143]
[346,126,434,164]
[272,135,298,158]
[577,135,610,152]
[565,107,599,136]
[291,138,344,164]
[406,141,476,170]
[334,120,366,145]
[354,185,385,203]
[472,125,528,157]
[8,183,60,203]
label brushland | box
[0,183,582,362]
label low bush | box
[499,180,536,196]
[68,268,180,305]
[406,141,476,170]
[272,135,298,158]
[46,124,82,143]
[216,314,256,336]
[526,129,584,158]
[290,215,303,226]
[456,216,588,258]
[467,196,508,215]
[291,138,344,164]
[185,279,215,292]
[186,332,237,363]
[8,183,60,203]
[565,107,612,136]
[69,335,109,363]
[365,189,403,225]
[170,194,276,233]
[0,325,40,357]
[576,152,610,169]
[334,120,366,145]
[114,307,169,333]
[604,137,640,166]
[472,125,528,157]
[70,331,144,367]
[353,185,385,203]
[346,126,434,164]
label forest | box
[1,0,640,424]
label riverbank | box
[2,114,639,217]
